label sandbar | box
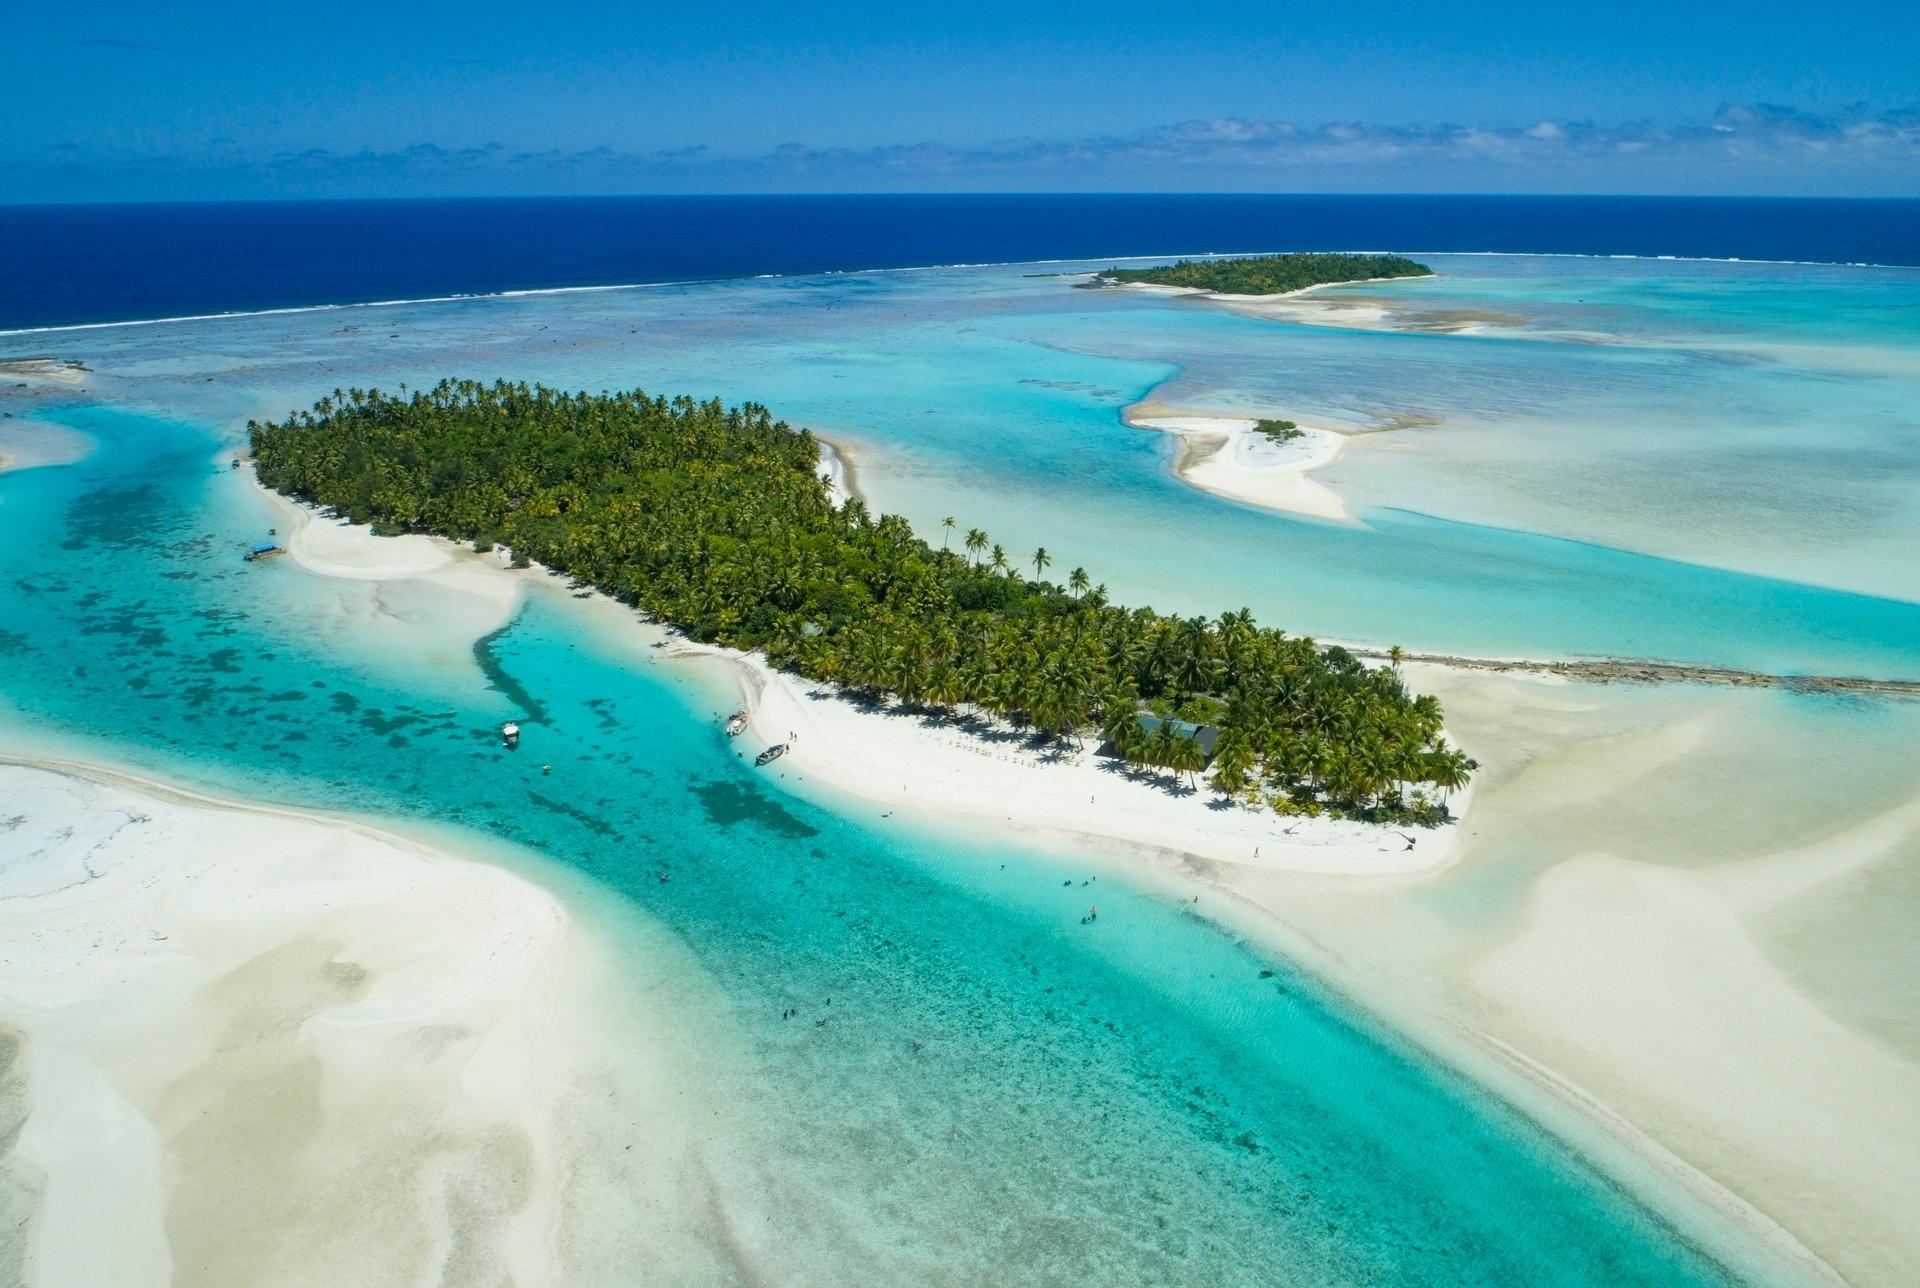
[1124,407,1356,524]
[0,359,90,386]
[1099,273,1525,336]
[0,754,692,1287]
[0,420,93,475]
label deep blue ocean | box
[4,193,1920,331]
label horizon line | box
[7,191,1920,210]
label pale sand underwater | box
[0,746,816,1288]
[1196,666,1920,1286]
[0,419,93,476]
[248,475,1920,1283]
[0,761,568,1284]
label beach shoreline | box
[1091,270,1438,302]
[814,434,857,507]
[694,641,1460,876]
[0,358,91,385]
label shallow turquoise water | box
[30,254,1920,676]
[0,406,1757,1282]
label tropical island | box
[250,381,1471,824]
[1097,252,1433,295]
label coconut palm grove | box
[1100,252,1433,294]
[250,380,1472,823]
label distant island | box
[251,381,1470,824]
[1098,252,1433,295]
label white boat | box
[754,743,789,768]
[725,710,750,736]
[502,721,521,749]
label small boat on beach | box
[754,743,789,768]
[725,710,750,736]
[502,721,521,749]
[243,542,285,562]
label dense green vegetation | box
[1102,252,1432,295]
[1255,419,1303,444]
[251,380,1471,824]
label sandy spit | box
[1123,406,1356,524]
[0,754,705,1288]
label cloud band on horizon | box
[9,103,1919,201]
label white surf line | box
[8,248,1911,339]
[0,280,708,338]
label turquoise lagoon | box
[0,407,1763,1284]
[34,253,1920,676]
[7,253,1919,1280]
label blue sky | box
[6,0,1918,200]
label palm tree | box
[1139,629,1175,694]
[990,545,1009,576]
[1207,729,1256,800]
[1388,644,1405,673]
[1031,547,1051,581]
[942,516,955,550]
[1099,691,1139,753]
[1424,742,1472,804]
[964,528,988,565]
[1145,720,1183,785]
[1169,731,1208,791]
[1069,567,1090,598]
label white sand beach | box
[700,646,1460,876]
[815,435,855,507]
[1125,409,1355,523]
[0,359,91,386]
[1217,292,1520,336]
[274,489,524,621]
[0,755,710,1288]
